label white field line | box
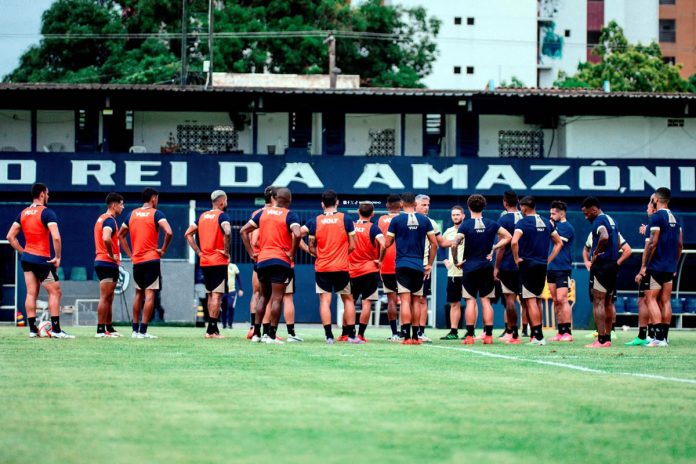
[427,345,696,385]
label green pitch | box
[1,327,695,464]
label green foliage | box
[5,0,440,87]
[555,21,694,92]
[499,76,526,89]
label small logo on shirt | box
[320,218,339,225]
[355,226,366,233]
[267,210,283,216]
[535,215,546,231]
[134,211,151,217]
[24,210,38,216]
[475,218,485,233]
[203,213,216,220]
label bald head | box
[275,187,292,207]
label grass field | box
[1,326,695,464]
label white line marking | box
[428,345,696,385]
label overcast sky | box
[0,0,55,79]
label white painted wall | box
[387,0,538,89]
[563,116,696,159]
[404,114,422,156]
[133,112,252,154]
[0,110,31,151]
[37,110,74,152]
[479,115,559,158]
[257,112,289,155]
[345,114,401,156]
[605,0,658,45]
[538,0,588,88]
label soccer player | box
[240,187,301,344]
[635,188,682,347]
[547,200,575,342]
[184,190,232,339]
[451,195,511,344]
[581,196,621,348]
[221,262,243,329]
[119,188,173,339]
[382,192,437,345]
[626,201,657,346]
[414,194,450,342]
[377,194,403,341]
[303,189,361,344]
[441,205,466,340]
[247,186,277,339]
[93,192,125,338]
[582,217,632,341]
[494,190,526,342]
[511,196,563,346]
[6,183,74,338]
[349,201,385,342]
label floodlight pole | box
[181,0,188,87]
[207,0,214,87]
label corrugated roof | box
[1,82,695,99]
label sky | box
[0,0,55,79]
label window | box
[659,0,676,5]
[466,66,475,74]
[453,66,461,74]
[565,29,571,38]
[660,19,676,42]
[454,17,462,25]
[467,17,475,25]
[663,56,676,65]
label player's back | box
[18,205,55,260]
[458,217,499,271]
[312,212,353,272]
[126,207,163,264]
[516,214,555,265]
[254,206,297,266]
[649,209,681,273]
[349,220,381,277]
[197,209,229,267]
[388,212,432,270]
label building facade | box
[383,0,659,88]
[659,0,696,78]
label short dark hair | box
[386,194,401,205]
[31,182,48,199]
[519,196,536,209]
[467,194,486,213]
[358,202,374,218]
[106,192,124,206]
[503,190,518,207]
[141,187,159,203]
[550,200,567,211]
[321,189,338,208]
[401,192,416,205]
[264,185,277,203]
[581,196,600,209]
[451,205,465,214]
[655,187,671,204]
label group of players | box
[6,182,682,348]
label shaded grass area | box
[1,327,695,464]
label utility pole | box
[325,33,337,89]
[180,0,188,87]
[207,0,214,87]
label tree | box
[5,0,440,88]
[555,21,695,92]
